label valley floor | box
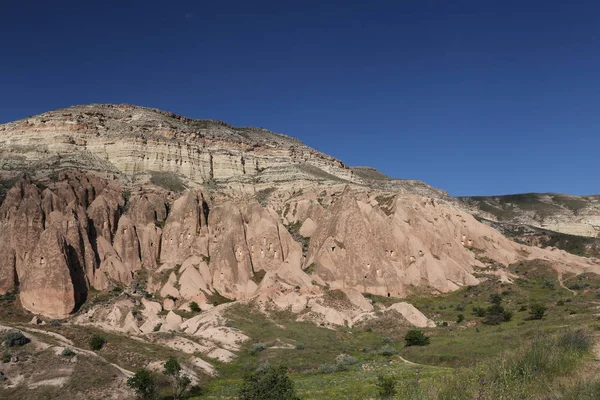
[3,259,600,399]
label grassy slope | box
[200,305,446,399]
[197,260,600,399]
[3,258,600,399]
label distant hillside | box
[460,193,600,238]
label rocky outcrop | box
[2,171,600,320]
[0,174,127,316]
[0,104,359,191]
[19,226,80,319]
[1,104,599,322]
[112,216,141,274]
[206,203,252,299]
[160,191,209,265]
[461,193,600,238]
[306,187,600,297]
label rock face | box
[19,226,80,319]
[0,104,599,320]
[0,104,359,191]
[461,193,600,238]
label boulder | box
[387,302,436,328]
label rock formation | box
[0,104,599,322]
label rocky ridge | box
[461,193,600,238]
[0,104,599,329]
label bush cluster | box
[4,331,30,347]
[238,363,300,400]
[249,342,267,355]
[473,293,513,325]
[128,357,192,400]
[61,348,75,357]
[89,334,106,351]
[318,354,358,373]
[405,330,430,346]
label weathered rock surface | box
[1,104,599,322]
[461,193,600,238]
[19,226,79,319]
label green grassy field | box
[195,259,600,399]
[3,258,600,399]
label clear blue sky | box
[1,0,598,196]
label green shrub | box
[61,348,75,357]
[89,334,106,351]
[376,375,397,399]
[378,344,399,356]
[482,296,512,325]
[317,363,337,374]
[295,343,305,350]
[405,330,430,347]
[256,187,276,207]
[249,342,267,355]
[490,293,502,305]
[238,363,300,400]
[163,357,191,400]
[189,301,200,312]
[4,331,30,347]
[334,354,357,371]
[127,368,158,400]
[317,354,358,373]
[2,353,10,363]
[456,314,465,323]
[528,304,547,320]
[473,306,487,317]
[153,323,162,332]
[556,329,592,353]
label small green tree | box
[473,306,487,317]
[163,357,191,400]
[89,335,106,350]
[189,301,200,312]
[4,331,31,347]
[127,368,157,400]
[490,293,502,305]
[456,314,464,323]
[528,304,547,320]
[482,295,512,325]
[376,375,397,399]
[405,330,430,346]
[61,348,75,357]
[238,363,300,400]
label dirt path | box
[396,354,422,366]
[0,323,134,378]
[557,271,576,295]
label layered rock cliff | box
[1,105,599,320]
[461,193,600,238]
